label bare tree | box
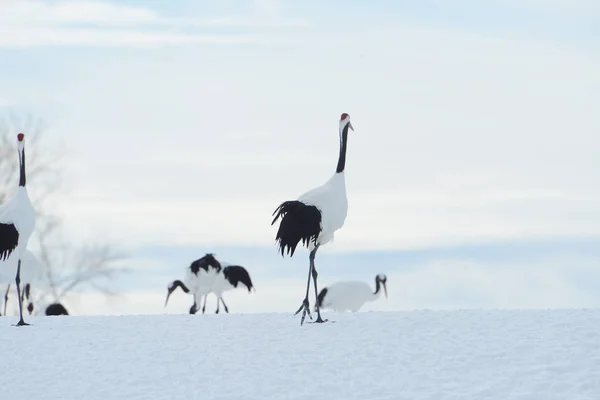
[0,113,127,315]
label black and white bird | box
[316,274,388,313]
[165,254,221,315]
[165,254,254,314]
[271,113,355,325]
[24,297,70,316]
[44,303,69,316]
[0,133,36,326]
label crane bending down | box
[271,113,355,325]
[165,254,221,314]
[164,253,254,314]
[0,133,36,326]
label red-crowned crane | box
[164,253,221,315]
[316,274,388,312]
[271,113,355,325]
[165,254,254,314]
[0,133,36,326]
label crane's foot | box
[307,312,329,324]
[294,298,313,326]
[14,319,30,327]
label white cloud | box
[0,0,160,26]
[0,28,267,48]
[0,0,303,48]
[493,0,600,14]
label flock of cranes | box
[1,113,388,327]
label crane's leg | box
[216,296,220,314]
[220,297,229,313]
[189,294,197,314]
[201,295,207,314]
[3,284,10,316]
[309,245,328,324]
[14,260,29,326]
[294,248,316,325]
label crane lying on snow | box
[164,253,255,314]
[25,298,70,316]
[271,113,355,325]
[0,133,37,326]
[316,274,388,313]
[43,303,69,316]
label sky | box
[0,0,599,316]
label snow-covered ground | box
[3,309,600,400]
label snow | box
[2,310,600,400]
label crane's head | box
[376,274,388,298]
[339,113,354,134]
[17,132,25,152]
[164,280,187,308]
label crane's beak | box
[383,281,388,298]
[348,121,354,132]
[164,285,175,307]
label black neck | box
[335,124,349,173]
[173,280,190,294]
[374,279,381,295]
[19,149,26,187]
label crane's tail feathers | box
[224,266,255,292]
[315,287,328,311]
[272,201,322,257]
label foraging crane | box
[271,113,355,325]
[0,133,36,326]
[316,274,388,312]
[164,253,221,315]
[165,253,254,314]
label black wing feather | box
[223,265,254,292]
[190,253,222,275]
[0,223,19,261]
[316,287,328,309]
[271,201,322,257]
